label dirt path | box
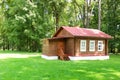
[0,53,40,59]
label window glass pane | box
[89,40,95,51]
[98,41,103,51]
[80,40,86,52]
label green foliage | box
[104,0,120,53]
[0,0,120,52]
[0,0,55,51]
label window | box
[80,40,86,52]
[89,40,95,51]
[98,41,104,51]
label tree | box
[1,0,54,51]
[0,0,120,53]
[106,0,120,53]
[98,0,101,30]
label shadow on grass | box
[70,67,120,80]
[0,54,120,80]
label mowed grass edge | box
[0,54,120,80]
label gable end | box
[53,27,73,37]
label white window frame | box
[89,40,95,51]
[98,41,104,51]
[80,40,86,52]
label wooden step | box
[57,48,70,61]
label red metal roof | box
[53,26,112,39]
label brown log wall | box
[47,39,65,56]
[75,38,107,56]
[42,39,49,55]
[42,38,108,57]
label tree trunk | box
[7,40,10,50]
[3,38,5,50]
[98,0,101,30]
[86,0,89,28]
[55,13,59,31]
[83,0,87,28]
[51,2,60,31]
[83,0,89,28]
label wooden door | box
[57,40,70,60]
[57,41,65,52]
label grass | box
[0,50,39,54]
[0,54,120,80]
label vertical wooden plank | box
[105,39,108,55]
[75,38,80,56]
[95,40,98,53]
[86,39,89,54]
[74,38,75,56]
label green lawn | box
[0,54,120,80]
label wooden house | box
[42,26,112,60]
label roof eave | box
[48,36,74,40]
[74,36,112,39]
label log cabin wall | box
[48,39,65,56]
[42,39,49,55]
[105,39,108,55]
[48,38,75,56]
[48,40,57,56]
[43,38,108,56]
[75,38,106,56]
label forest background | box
[0,0,119,53]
